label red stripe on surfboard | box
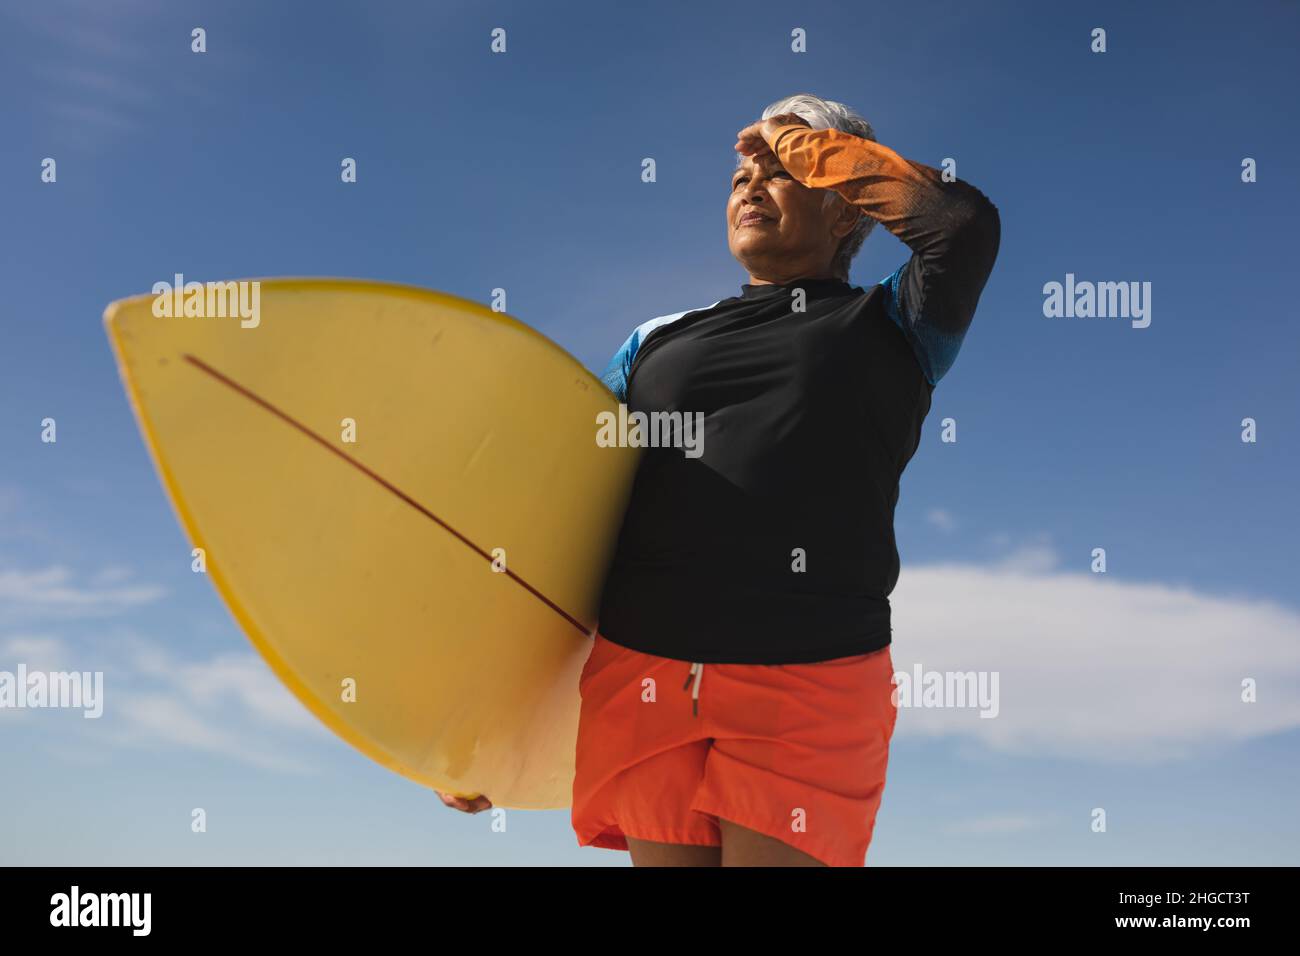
[181,353,589,635]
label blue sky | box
[2,0,1298,865]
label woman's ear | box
[830,199,863,239]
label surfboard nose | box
[105,277,641,808]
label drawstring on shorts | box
[683,662,704,717]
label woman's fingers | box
[734,122,770,156]
[436,791,467,810]
[436,790,493,813]
[738,113,806,153]
[736,114,808,155]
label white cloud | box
[46,100,138,132]
[0,565,165,620]
[0,634,70,670]
[889,545,1300,762]
[93,634,330,769]
[128,643,319,733]
[109,693,315,774]
[0,635,72,724]
[926,508,957,533]
[8,540,1296,777]
[990,543,1060,574]
[1,612,325,772]
[90,565,134,587]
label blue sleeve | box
[876,183,999,387]
[599,330,639,403]
[879,262,969,388]
[598,302,722,402]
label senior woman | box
[442,92,1000,866]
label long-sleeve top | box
[596,123,1000,664]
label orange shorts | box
[571,632,898,867]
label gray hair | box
[741,93,877,280]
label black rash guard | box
[595,123,1000,664]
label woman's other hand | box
[436,790,493,814]
[734,112,809,157]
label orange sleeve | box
[770,122,995,257]
[769,122,1001,381]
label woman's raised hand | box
[734,112,809,157]
[436,790,494,814]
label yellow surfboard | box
[104,278,639,809]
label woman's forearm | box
[770,122,1000,341]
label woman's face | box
[726,152,860,283]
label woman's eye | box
[734,172,790,188]
[733,170,791,190]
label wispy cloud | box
[0,565,165,621]
[3,0,163,150]
[926,508,957,532]
[0,634,71,670]
[0,552,326,772]
[989,542,1060,574]
[890,541,1300,761]
[2,625,325,772]
[0,487,61,548]
[102,640,328,772]
[91,565,135,587]
[128,642,319,733]
[108,692,316,773]
[0,635,69,723]
[0,2,147,62]
[7,539,1298,780]
[45,100,140,133]
[31,63,158,106]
